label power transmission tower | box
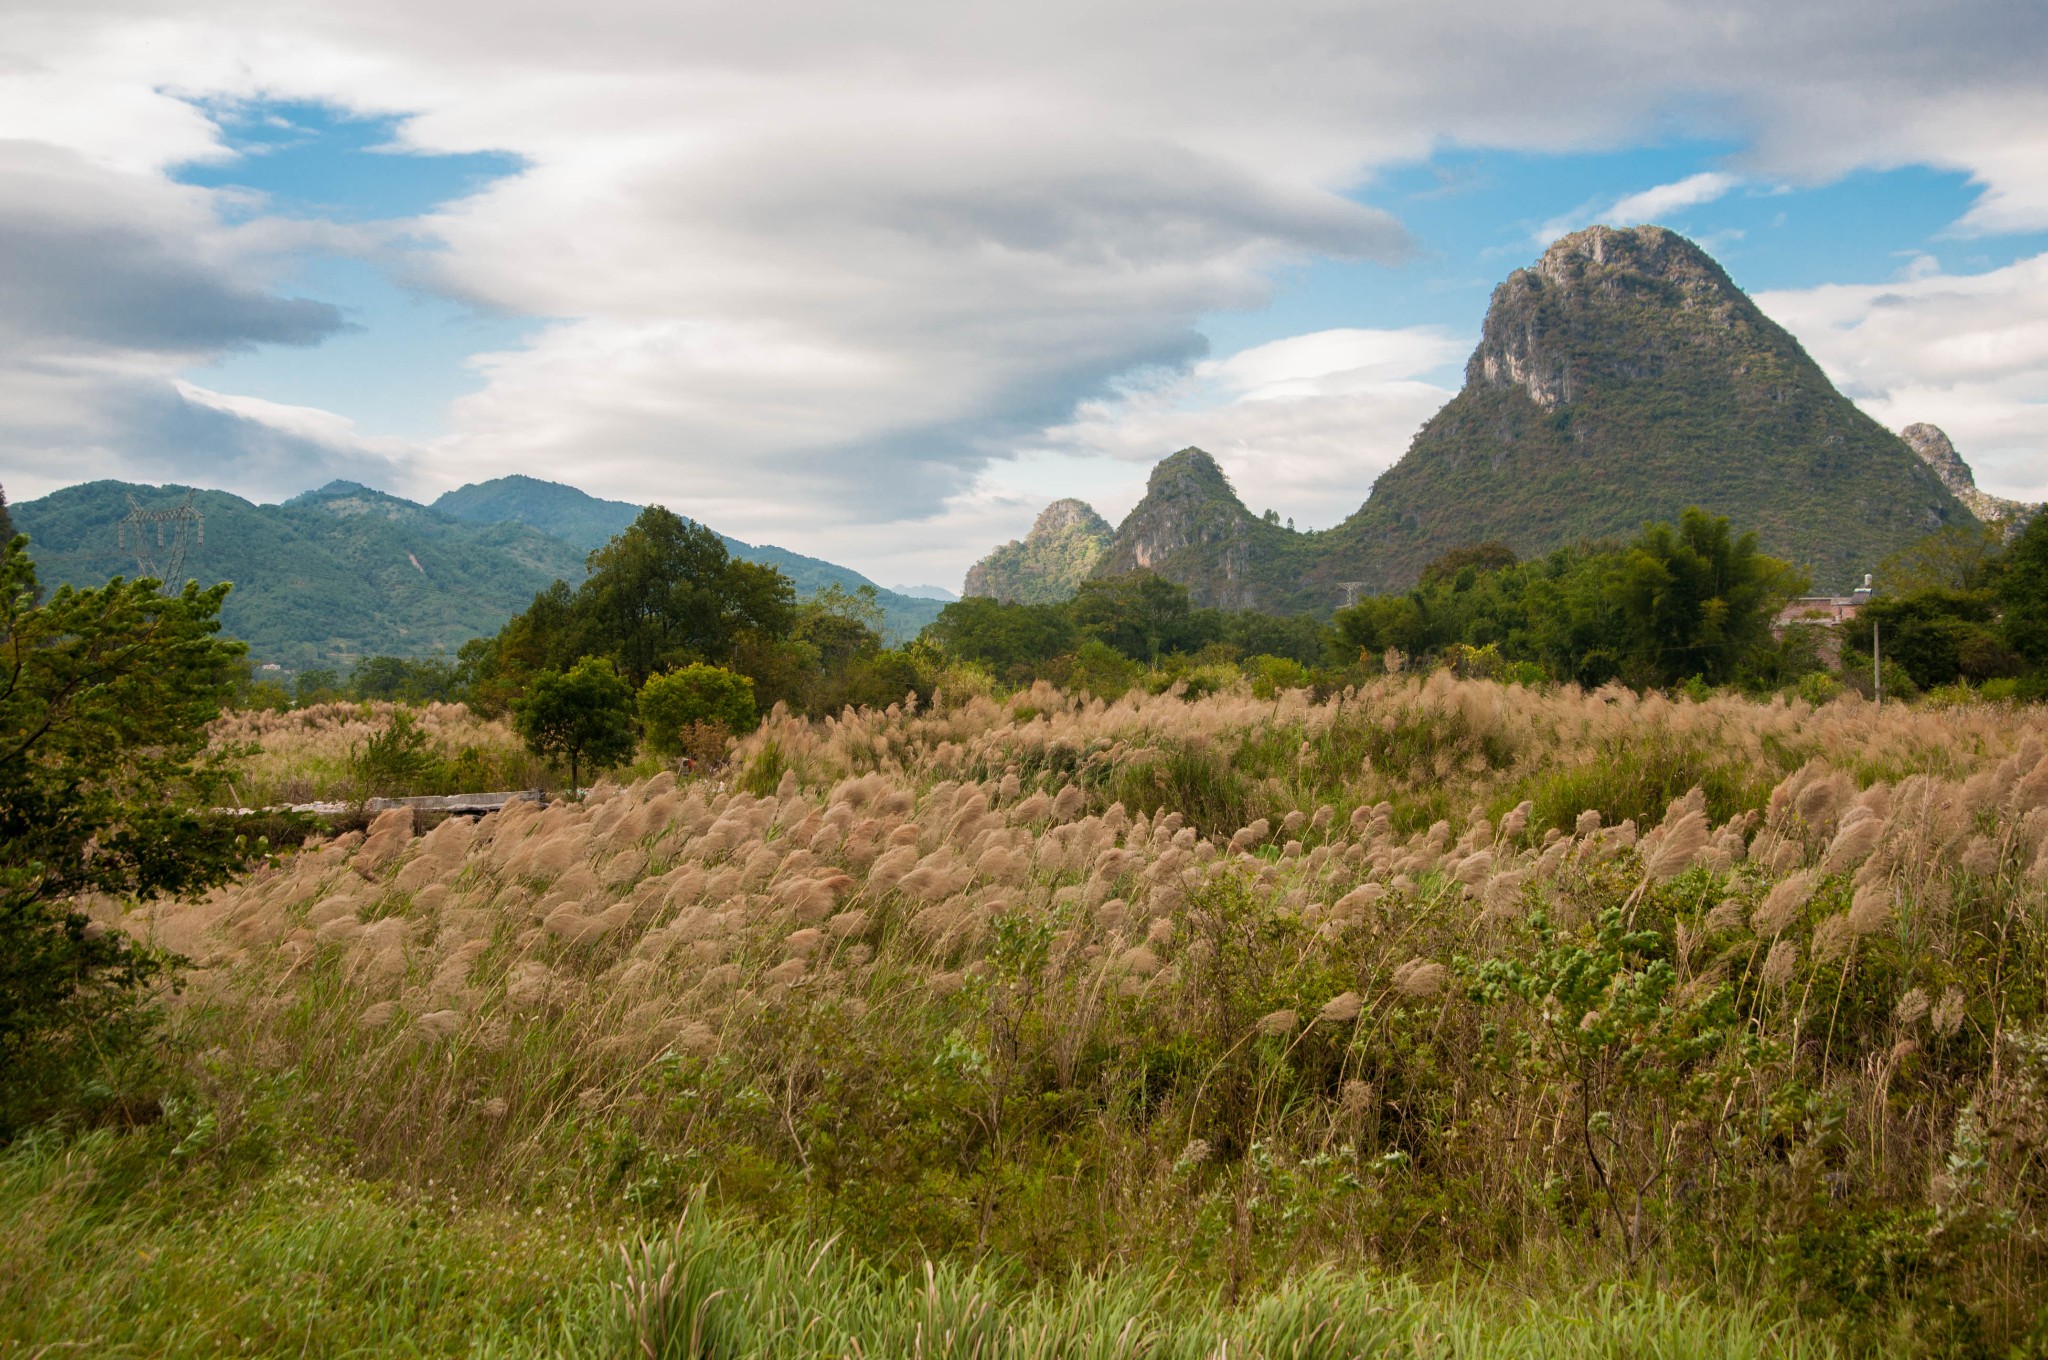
[118,491,205,590]
[1338,582,1368,607]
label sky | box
[3,1,2046,592]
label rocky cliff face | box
[1090,449,1320,611]
[962,497,1113,603]
[968,226,1976,613]
[1901,424,2039,530]
[1314,224,1968,595]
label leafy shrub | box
[1245,654,1310,699]
[347,708,441,799]
[640,663,757,756]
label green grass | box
[0,1132,1835,1360]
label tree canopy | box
[1335,509,1807,688]
[511,656,638,794]
[483,506,796,690]
[0,536,254,1133]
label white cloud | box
[1024,326,1464,527]
[1539,172,1743,244]
[1756,253,2048,503]
[1610,172,1742,225]
[5,0,2048,582]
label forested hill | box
[14,481,590,670]
[433,476,944,639]
[1309,224,1965,596]
[15,476,941,668]
[1005,225,1970,615]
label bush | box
[1245,654,1310,699]
[1795,671,1842,705]
[640,663,758,756]
[513,656,638,793]
[347,708,442,800]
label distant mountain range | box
[971,225,1995,609]
[13,475,943,668]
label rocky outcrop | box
[1313,225,1969,595]
[976,227,1980,612]
[1901,424,2039,531]
[963,497,1113,603]
[1092,449,1313,611]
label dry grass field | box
[211,700,553,806]
[8,675,2048,1356]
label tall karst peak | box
[980,228,1974,614]
[963,496,1114,604]
[1311,224,1968,597]
[1900,423,2040,529]
[1469,225,1746,411]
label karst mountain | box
[970,224,1981,609]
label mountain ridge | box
[1062,225,1969,611]
[14,474,943,665]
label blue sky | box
[177,104,534,438]
[6,0,2046,586]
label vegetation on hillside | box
[1314,227,1966,596]
[963,498,1115,604]
[1092,447,1331,613]
[11,480,590,670]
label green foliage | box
[925,571,1341,688]
[1065,638,1143,699]
[1334,509,1806,689]
[511,656,638,793]
[0,538,253,1135]
[347,708,442,800]
[1245,654,1310,698]
[1877,521,2005,595]
[1843,589,2021,690]
[639,664,757,755]
[293,668,343,706]
[962,498,1113,604]
[1999,511,2048,667]
[563,507,796,686]
[922,596,1078,681]
[347,654,463,704]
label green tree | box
[795,584,886,669]
[477,508,798,694]
[639,663,757,756]
[2000,513,2048,669]
[1878,521,2004,595]
[1418,540,1518,589]
[572,507,795,684]
[1609,509,1806,686]
[924,597,1076,679]
[349,654,461,704]
[512,656,638,794]
[1845,589,2018,690]
[0,537,254,1134]
[293,667,343,706]
[1069,572,1209,662]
